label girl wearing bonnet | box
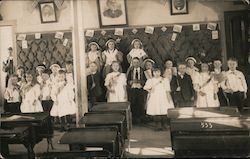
[86,42,103,74]
[102,39,123,78]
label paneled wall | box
[16,32,73,72]
[85,23,221,70]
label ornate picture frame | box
[170,0,188,15]
[97,0,128,27]
[39,2,57,23]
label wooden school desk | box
[0,127,33,159]
[168,107,250,158]
[0,112,54,152]
[91,102,132,132]
[79,112,126,154]
[59,127,122,157]
[170,116,250,158]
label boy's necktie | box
[135,69,139,80]
[91,74,96,89]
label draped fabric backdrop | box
[16,32,73,73]
[85,23,221,71]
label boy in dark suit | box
[127,57,146,124]
[171,63,195,107]
[87,62,103,110]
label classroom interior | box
[0,0,250,158]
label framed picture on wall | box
[170,0,188,15]
[39,2,57,23]
[97,0,128,27]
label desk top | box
[0,112,49,123]
[59,128,117,144]
[168,107,240,119]
[92,102,130,111]
[170,117,250,132]
[79,113,125,125]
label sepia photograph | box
[39,2,57,23]
[170,0,188,15]
[0,0,250,159]
[97,0,128,27]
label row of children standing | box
[4,61,76,131]
[86,38,248,131]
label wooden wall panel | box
[16,32,73,72]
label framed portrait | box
[39,2,57,23]
[170,0,188,15]
[97,0,128,27]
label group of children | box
[4,61,76,131]
[4,38,248,132]
[86,38,248,131]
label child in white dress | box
[50,69,76,131]
[102,39,123,78]
[36,64,46,85]
[143,59,155,80]
[127,39,148,66]
[163,59,177,81]
[4,74,21,113]
[20,72,43,113]
[105,61,127,102]
[144,68,174,131]
[16,66,26,87]
[49,63,61,85]
[86,42,103,75]
[194,63,219,108]
[65,60,74,86]
[185,56,199,84]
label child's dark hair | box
[89,61,98,66]
[65,60,73,65]
[25,70,37,85]
[42,69,52,75]
[228,57,238,63]
[152,67,161,72]
[177,62,186,67]
[10,74,18,78]
[58,69,66,75]
[111,61,122,72]
[132,57,140,61]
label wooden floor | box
[8,122,174,158]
